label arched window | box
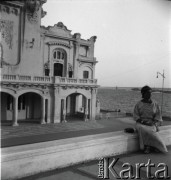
[53,49,67,77]
[53,49,66,60]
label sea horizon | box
[99,86,171,91]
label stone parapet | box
[1,74,98,86]
[1,125,171,180]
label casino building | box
[0,0,98,126]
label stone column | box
[91,88,97,121]
[41,97,46,124]
[53,87,61,123]
[75,95,79,112]
[46,98,51,123]
[66,96,71,114]
[84,98,89,122]
[63,98,67,123]
[12,97,18,126]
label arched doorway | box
[1,92,14,123]
[54,63,63,77]
[18,92,42,122]
[1,92,46,125]
[65,93,90,121]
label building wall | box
[43,36,74,77]
[1,1,45,76]
[0,0,98,125]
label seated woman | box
[133,85,168,154]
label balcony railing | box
[58,77,97,85]
[1,74,97,86]
[1,75,52,83]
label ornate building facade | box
[0,0,98,126]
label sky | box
[42,0,171,88]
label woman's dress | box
[133,100,168,153]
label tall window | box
[83,71,89,79]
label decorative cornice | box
[0,4,20,16]
[1,81,99,92]
[1,82,51,93]
[59,84,99,90]
[47,41,72,49]
[0,1,24,8]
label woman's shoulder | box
[135,100,143,107]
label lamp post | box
[156,70,165,118]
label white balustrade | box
[88,79,94,84]
[18,75,31,81]
[33,76,52,83]
[60,77,66,83]
[67,78,77,83]
[2,74,17,81]
[1,74,97,85]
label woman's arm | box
[133,103,141,122]
[154,102,162,122]
[153,102,162,130]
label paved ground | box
[1,115,171,147]
[18,146,171,180]
[1,115,171,179]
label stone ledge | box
[1,125,171,180]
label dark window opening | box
[7,95,13,110]
[83,71,89,79]
[53,51,56,59]
[45,69,50,76]
[18,95,26,110]
[54,63,63,77]
[69,71,73,78]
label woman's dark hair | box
[141,86,152,98]
[141,86,152,94]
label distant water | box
[97,87,171,117]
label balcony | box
[1,74,98,86]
